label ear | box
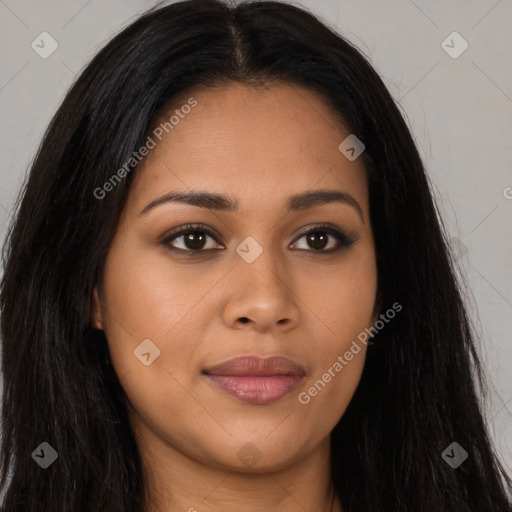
[91,285,104,330]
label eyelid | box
[160,223,223,249]
[290,222,357,251]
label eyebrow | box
[139,189,364,222]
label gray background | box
[0,0,511,474]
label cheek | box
[294,244,376,417]
[98,241,204,429]
[295,277,372,429]
[296,349,365,439]
[99,236,230,395]
[100,237,201,338]
[98,239,187,375]
[301,242,377,338]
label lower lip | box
[204,374,304,404]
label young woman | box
[1,1,510,511]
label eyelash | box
[160,223,357,255]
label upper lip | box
[203,355,306,377]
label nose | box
[221,248,300,333]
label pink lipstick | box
[203,355,306,405]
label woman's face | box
[93,82,378,472]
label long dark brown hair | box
[1,1,511,510]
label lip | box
[203,355,306,405]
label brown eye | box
[181,231,207,250]
[291,224,356,253]
[305,231,329,251]
[161,225,224,253]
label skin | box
[92,82,378,512]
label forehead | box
[128,82,369,215]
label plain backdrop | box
[0,0,511,475]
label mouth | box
[202,355,306,405]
